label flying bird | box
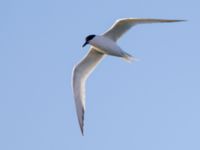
[72,18,185,135]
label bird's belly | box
[91,37,123,57]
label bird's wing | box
[103,18,185,41]
[72,48,105,135]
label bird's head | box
[82,34,96,47]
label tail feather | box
[121,51,138,63]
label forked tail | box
[121,51,138,63]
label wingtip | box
[175,19,187,22]
[79,108,85,136]
[81,128,84,136]
[158,19,187,23]
[78,121,84,136]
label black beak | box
[82,41,88,47]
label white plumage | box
[72,18,185,135]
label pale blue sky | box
[0,0,199,150]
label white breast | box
[89,35,123,57]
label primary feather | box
[103,18,185,41]
[72,48,104,135]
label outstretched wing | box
[103,18,185,41]
[72,48,104,135]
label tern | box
[72,18,185,135]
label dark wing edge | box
[72,48,105,135]
[103,18,186,41]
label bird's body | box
[89,35,133,61]
[72,18,185,135]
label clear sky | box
[0,0,199,150]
